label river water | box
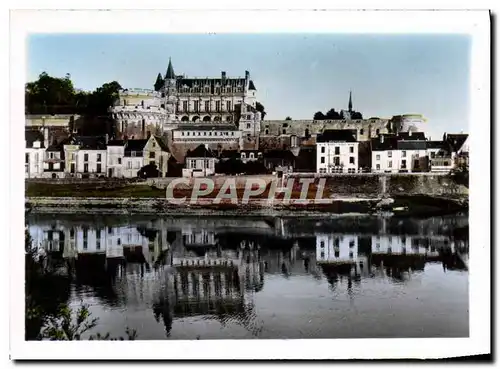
[26,212,469,339]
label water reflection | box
[26,213,469,339]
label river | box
[26,212,469,339]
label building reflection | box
[26,214,469,336]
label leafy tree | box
[313,111,326,120]
[325,108,342,120]
[154,73,164,92]
[137,163,160,178]
[285,116,292,120]
[351,111,363,119]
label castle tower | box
[162,57,178,128]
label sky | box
[27,33,470,139]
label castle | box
[110,58,425,162]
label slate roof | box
[165,58,175,79]
[219,150,241,159]
[316,129,357,143]
[426,140,445,149]
[397,132,427,141]
[445,134,468,152]
[153,135,170,152]
[176,77,247,92]
[25,130,45,148]
[107,140,125,146]
[371,135,398,151]
[248,80,256,90]
[74,136,107,150]
[46,143,63,152]
[397,141,427,150]
[125,139,148,152]
[263,150,296,160]
[185,145,218,158]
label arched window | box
[360,129,364,135]
[265,129,269,135]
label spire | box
[165,57,175,79]
[348,90,353,112]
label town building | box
[42,142,65,178]
[123,139,147,178]
[143,135,171,177]
[371,132,428,173]
[316,129,359,174]
[106,140,126,178]
[262,150,296,173]
[25,129,48,178]
[183,144,218,177]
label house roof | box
[397,132,426,141]
[125,139,148,152]
[107,140,125,146]
[263,150,296,160]
[426,140,445,150]
[176,124,238,131]
[165,58,175,79]
[445,134,468,152]
[153,135,170,152]
[371,135,398,151]
[46,143,63,152]
[397,141,427,150]
[25,130,45,148]
[176,77,246,91]
[317,129,357,143]
[219,150,241,159]
[185,145,218,158]
[248,80,256,90]
[74,136,107,150]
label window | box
[49,153,54,159]
[118,158,122,165]
[25,153,29,164]
[349,146,354,153]
[216,101,221,112]
[388,161,392,168]
[97,154,102,162]
[194,101,199,112]
[152,141,156,148]
[70,153,75,160]
[226,101,232,111]
[231,132,234,136]
[376,154,380,161]
[349,240,355,248]
[349,157,355,164]
[320,241,325,248]
[282,129,286,134]
[241,153,246,159]
[334,250,340,258]
[349,252,354,259]
[205,101,210,112]
[190,160,197,169]
[117,238,121,246]
[215,88,220,94]
[321,147,325,153]
[334,147,340,155]
[265,129,269,135]
[183,101,188,112]
[249,153,254,159]
[444,161,450,166]
[431,152,436,159]
[84,163,89,173]
[376,129,380,135]
[135,161,140,169]
[376,164,380,170]
[247,123,251,129]
[84,153,89,162]
[150,152,155,158]
[127,161,132,169]
[334,157,340,166]
[388,151,392,158]
[149,160,155,166]
[360,129,364,135]
[320,157,325,164]
[401,160,406,169]
[96,164,101,173]
[402,151,406,158]
[320,251,325,259]
[182,132,185,136]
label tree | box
[285,116,292,120]
[325,108,342,120]
[137,163,160,178]
[255,101,267,119]
[313,111,326,120]
[154,73,164,92]
[351,111,363,119]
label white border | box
[9,9,490,360]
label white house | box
[43,143,65,178]
[371,235,429,255]
[123,139,147,178]
[183,144,218,177]
[316,233,359,263]
[75,137,107,178]
[371,132,428,173]
[316,129,359,174]
[106,140,126,178]
[25,129,48,178]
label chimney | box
[147,131,151,139]
[380,135,384,143]
[105,134,109,144]
[43,127,49,148]
[221,71,226,80]
[245,70,250,80]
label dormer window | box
[249,153,255,159]
[241,153,246,159]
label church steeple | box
[348,90,353,112]
[165,57,175,79]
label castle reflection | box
[26,214,468,337]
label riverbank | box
[25,194,468,218]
